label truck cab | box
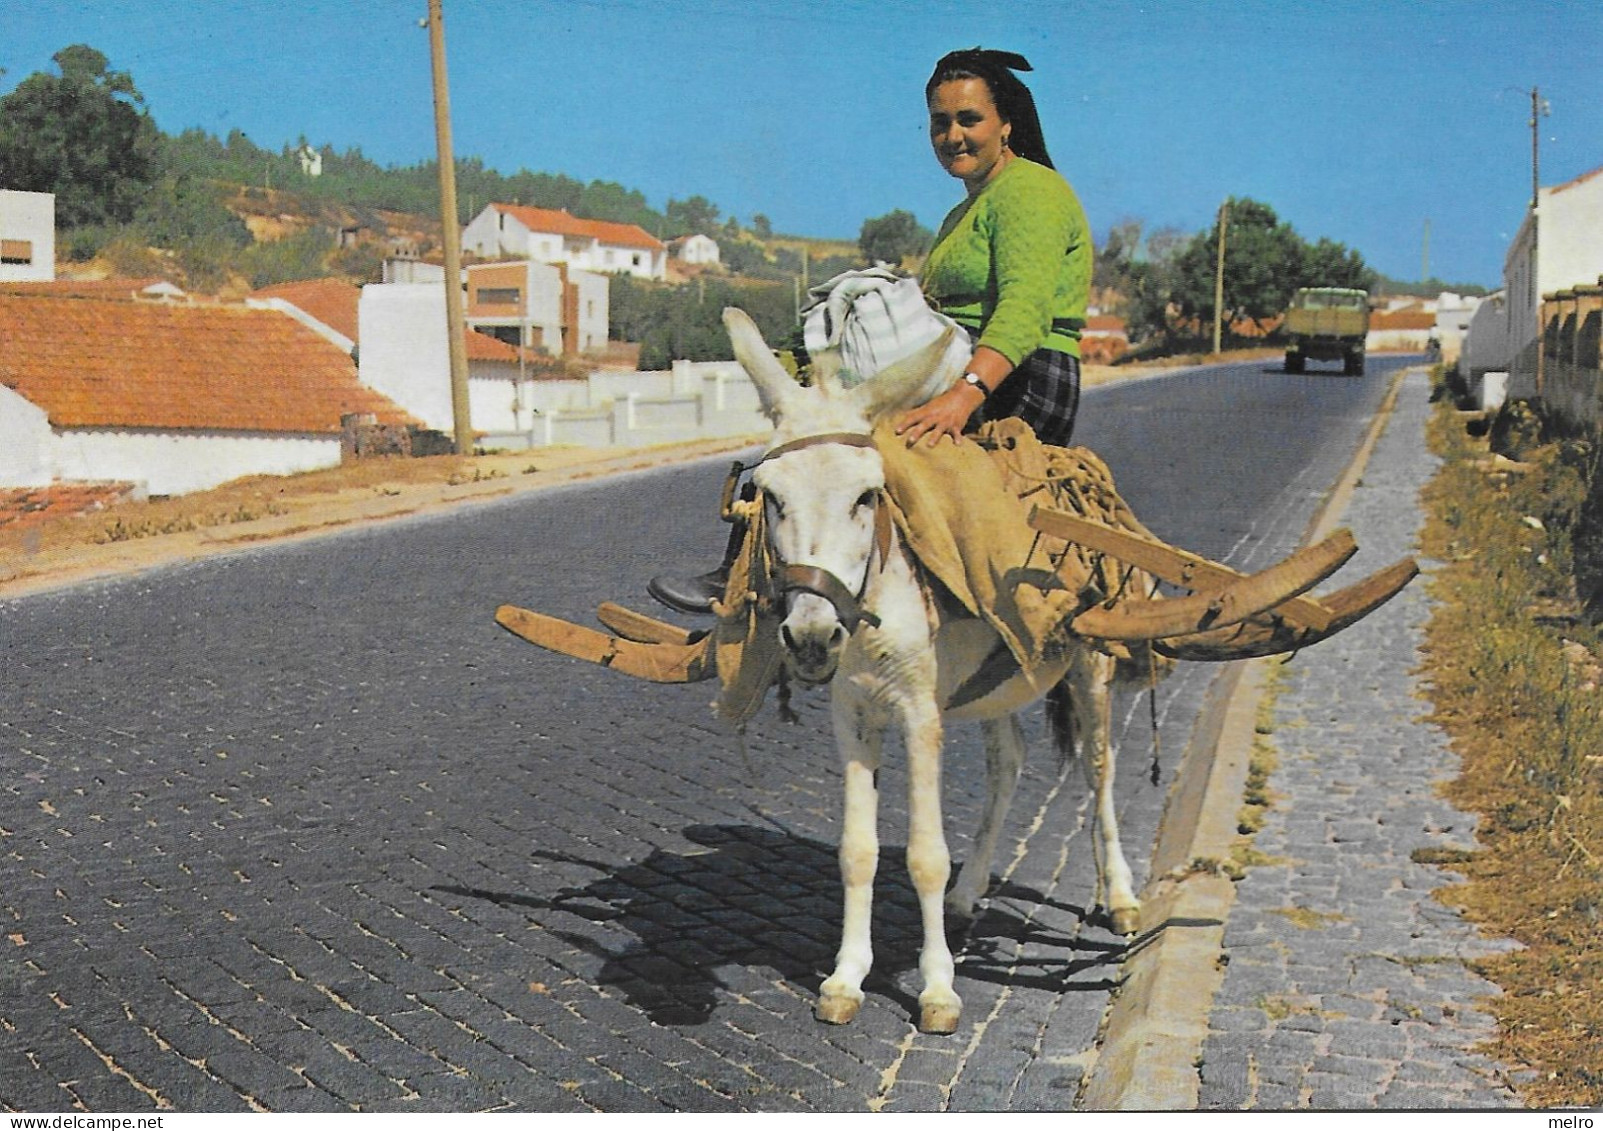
[1284,287,1370,376]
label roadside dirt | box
[0,359,1202,602]
[0,438,758,601]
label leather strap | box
[779,565,881,633]
[754,431,877,467]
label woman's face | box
[928,77,1010,191]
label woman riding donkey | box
[650,47,1092,614]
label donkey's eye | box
[853,490,876,512]
[768,496,786,519]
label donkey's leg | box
[902,697,962,1033]
[817,702,884,1025]
[947,714,1026,920]
[1071,651,1141,935]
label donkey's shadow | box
[435,822,1126,1027]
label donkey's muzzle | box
[778,565,881,635]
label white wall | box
[1505,169,1603,398]
[1542,172,1603,299]
[0,189,56,282]
[0,385,54,485]
[1461,291,1510,380]
[570,269,609,352]
[358,283,457,432]
[46,429,337,496]
[460,206,502,258]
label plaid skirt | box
[972,345,1082,447]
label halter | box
[735,431,894,635]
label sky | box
[4,0,1601,288]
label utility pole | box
[1212,199,1229,355]
[426,0,473,455]
[1528,85,1550,396]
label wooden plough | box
[496,503,1418,693]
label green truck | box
[1283,287,1370,376]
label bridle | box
[732,431,895,635]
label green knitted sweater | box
[920,157,1092,363]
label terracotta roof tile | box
[0,278,170,300]
[252,278,361,341]
[0,293,415,435]
[0,483,135,533]
[1371,308,1436,330]
[491,202,664,251]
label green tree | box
[858,209,932,266]
[751,213,773,240]
[1126,199,1376,350]
[0,45,162,227]
[665,195,720,238]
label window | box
[1,239,32,265]
[477,287,520,305]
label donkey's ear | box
[724,307,797,420]
[849,326,964,420]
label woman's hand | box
[893,345,1013,447]
[893,381,986,447]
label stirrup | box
[647,568,727,615]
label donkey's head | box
[724,307,957,683]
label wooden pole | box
[1212,200,1229,355]
[427,0,473,454]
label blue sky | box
[4,0,1600,287]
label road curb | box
[1080,365,1414,1110]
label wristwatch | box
[961,371,990,398]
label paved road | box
[0,356,1409,1112]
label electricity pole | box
[1212,200,1229,355]
[426,0,473,455]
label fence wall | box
[476,359,769,451]
[1537,279,1603,434]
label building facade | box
[0,190,56,283]
[461,203,666,280]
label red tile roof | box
[0,292,415,435]
[0,278,171,300]
[1371,308,1436,330]
[1551,163,1603,197]
[491,203,664,251]
[252,278,361,341]
[0,483,136,533]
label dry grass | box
[1418,387,1603,1106]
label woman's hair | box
[925,47,1053,170]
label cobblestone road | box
[1,359,1415,1112]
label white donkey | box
[723,308,1141,1035]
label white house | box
[1460,290,1511,402]
[1431,291,1482,360]
[668,233,721,266]
[0,190,56,283]
[464,260,608,356]
[358,282,559,438]
[1505,163,1603,398]
[0,287,414,496]
[461,202,666,280]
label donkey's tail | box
[1046,682,1077,769]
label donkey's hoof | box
[918,1000,962,1034]
[816,994,862,1026]
[1109,906,1142,936]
